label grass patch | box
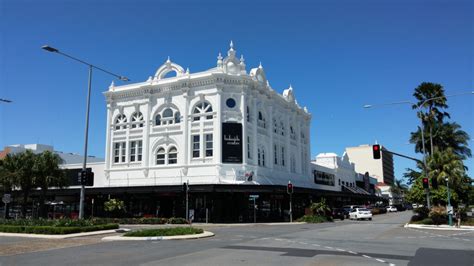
[124,227,203,237]
[0,223,118,235]
[296,215,332,223]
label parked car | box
[330,208,345,220]
[349,208,373,220]
[395,204,406,211]
[386,206,398,212]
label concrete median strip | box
[0,229,119,239]
[102,231,214,241]
[404,223,474,231]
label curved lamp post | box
[42,45,129,219]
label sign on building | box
[222,123,243,163]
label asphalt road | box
[1,211,473,266]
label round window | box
[226,98,236,108]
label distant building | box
[0,144,103,164]
[345,144,394,185]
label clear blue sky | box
[1,0,472,180]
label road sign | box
[2,194,11,204]
[189,209,195,221]
[249,195,259,199]
[447,206,454,215]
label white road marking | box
[348,251,358,254]
[312,244,320,247]
[299,242,307,245]
[389,264,396,266]
[324,246,334,249]
[336,248,346,252]
[376,259,386,263]
[362,255,372,259]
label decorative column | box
[183,89,190,166]
[104,101,113,176]
[241,89,247,166]
[268,101,274,170]
[215,87,223,165]
[252,91,258,162]
[143,94,152,176]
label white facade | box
[103,42,313,188]
[311,153,357,191]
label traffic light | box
[77,169,94,186]
[182,182,189,192]
[372,144,381,159]
[287,182,294,194]
[431,178,438,189]
[422,177,429,189]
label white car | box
[349,208,373,221]
[386,206,398,212]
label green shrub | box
[296,215,331,223]
[168,217,188,224]
[0,218,108,227]
[124,227,203,237]
[414,207,429,218]
[92,217,168,225]
[429,206,447,225]
[0,224,118,234]
[420,218,434,225]
[410,215,424,222]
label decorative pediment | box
[154,57,185,80]
[250,62,267,84]
[219,41,246,76]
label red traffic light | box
[287,182,294,194]
[422,177,429,189]
[372,144,381,159]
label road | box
[1,211,473,265]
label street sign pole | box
[253,197,256,223]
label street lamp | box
[445,177,453,226]
[42,45,129,219]
[364,91,473,210]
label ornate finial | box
[109,81,115,90]
[304,106,308,113]
[259,62,263,68]
[166,56,171,63]
[289,84,293,90]
[240,54,245,63]
[227,41,236,57]
[147,76,153,82]
[217,52,223,68]
[186,67,190,74]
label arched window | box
[156,146,179,165]
[168,146,178,164]
[114,114,127,130]
[131,112,144,128]
[174,112,181,123]
[280,122,285,136]
[155,115,161,126]
[258,111,266,128]
[290,126,296,140]
[273,119,278,133]
[156,148,165,165]
[192,101,213,121]
[155,107,181,126]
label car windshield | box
[359,208,369,211]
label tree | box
[33,151,68,218]
[410,122,471,160]
[2,151,37,218]
[391,179,408,200]
[412,82,450,155]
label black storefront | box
[18,184,380,222]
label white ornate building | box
[103,42,313,189]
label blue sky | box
[1,0,472,180]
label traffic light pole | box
[185,180,189,223]
[289,194,293,223]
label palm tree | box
[310,198,331,217]
[427,148,465,189]
[33,151,68,218]
[410,122,471,160]
[2,150,37,218]
[412,82,450,155]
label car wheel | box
[369,218,372,221]
[341,216,345,221]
